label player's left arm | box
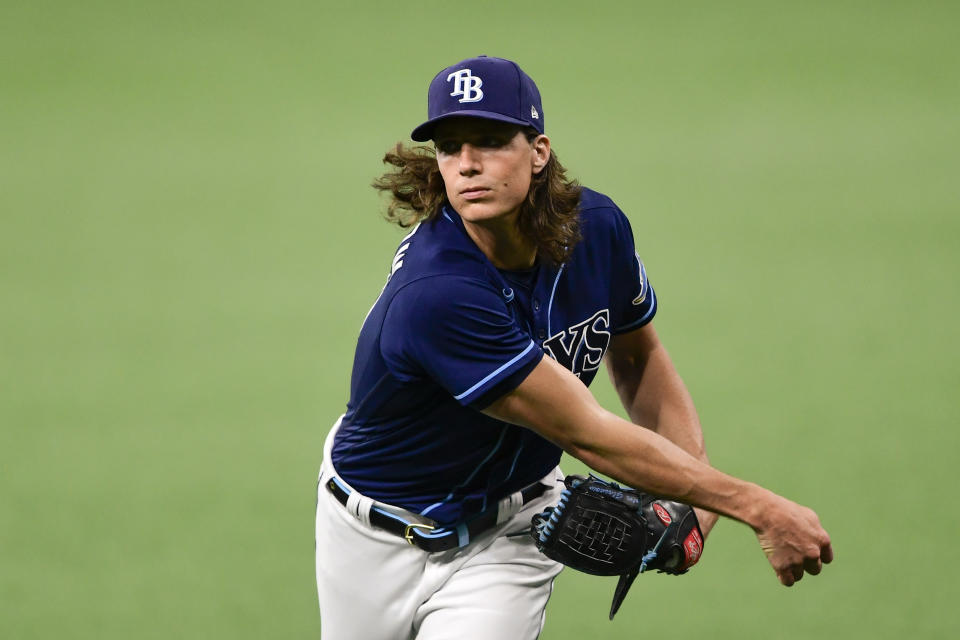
[605,322,720,537]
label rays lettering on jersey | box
[542,309,611,377]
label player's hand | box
[753,493,833,586]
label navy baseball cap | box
[411,56,545,142]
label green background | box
[3,1,958,637]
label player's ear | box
[531,135,550,175]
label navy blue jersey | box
[331,188,657,525]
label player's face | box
[433,118,550,226]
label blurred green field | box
[2,1,958,638]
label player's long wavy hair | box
[372,133,582,265]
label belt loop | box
[346,491,374,528]
[456,523,470,548]
[496,490,524,524]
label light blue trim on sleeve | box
[456,523,470,547]
[616,287,658,333]
[634,286,657,325]
[453,341,537,401]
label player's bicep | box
[604,322,691,429]
[604,323,661,395]
[483,355,612,457]
[605,323,660,374]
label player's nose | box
[458,143,482,175]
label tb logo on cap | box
[447,69,483,103]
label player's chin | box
[454,200,516,224]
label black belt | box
[326,477,548,552]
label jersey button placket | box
[532,299,545,342]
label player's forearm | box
[486,357,768,530]
[487,356,833,587]
[564,406,769,529]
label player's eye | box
[435,140,461,155]
[479,136,506,148]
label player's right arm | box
[482,355,833,587]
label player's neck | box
[461,216,537,271]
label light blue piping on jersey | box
[422,332,541,516]
[420,425,510,517]
[485,440,527,512]
[453,341,536,402]
[505,440,525,481]
[546,264,565,338]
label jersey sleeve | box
[380,276,544,409]
[608,207,658,334]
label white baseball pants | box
[315,421,563,640]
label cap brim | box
[410,111,534,142]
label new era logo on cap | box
[411,56,545,141]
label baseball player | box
[315,56,832,639]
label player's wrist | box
[735,485,782,532]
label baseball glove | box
[530,474,704,619]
